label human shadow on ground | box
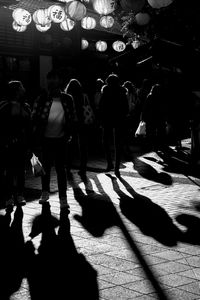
[25,202,99,300]
[133,157,173,185]
[70,175,119,237]
[0,205,25,299]
[175,213,200,245]
[155,148,200,179]
[107,174,181,246]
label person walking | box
[32,69,74,211]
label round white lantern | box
[33,9,51,26]
[96,40,107,52]
[112,40,126,52]
[60,17,75,31]
[81,39,89,50]
[36,23,51,32]
[12,21,27,32]
[12,8,32,26]
[100,15,114,28]
[67,1,87,21]
[135,13,150,26]
[93,0,116,15]
[48,5,66,23]
[81,16,96,29]
[147,0,173,9]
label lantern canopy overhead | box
[12,20,27,32]
[96,40,107,51]
[112,40,126,52]
[33,9,51,26]
[100,15,114,28]
[92,0,116,15]
[81,16,96,29]
[67,1,87,21]
[12,8,32,26]
[60,17,75,31]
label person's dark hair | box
[65,78,82,95]
[122,81,136,92]
[7,80,24,100]
[105,73,120,86]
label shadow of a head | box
[74,192,119,237]
[133,157,173,185]
[176,214,200,244]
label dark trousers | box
[41,137,67,198]
[3,144,26,201]
[102,125,124,170]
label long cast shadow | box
[175,213,200,245]
[70,175,119,237]
[25,202,99,300]
[133,157,173,185]
[94,175,170,300]
[107,174,181,246]
[0,205,25,299]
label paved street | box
[1,138,200,299]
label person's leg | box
[54,138,69,210]
[78,127,88,175]
[40,138,53,203]
[114,126,124,176]
[103,126,114,170]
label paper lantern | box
[100,15,114,28]
[96,40,107,52]
[60,17,75,31]
[12,21,27,32]
[112,40,126,52]
[48,5,66,23]
[33,9,51,26]
[147,0,173,9]
[135,13,150,26]
[67,1,87,21]
[81,16,96,29]
[93,0,116,15]
[12,8,32,26]
[36,23,51,32]
[81,39,89,49]
[120,0,145,12]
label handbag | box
[30,153,45,177]
[82,94,95,125]
[135,121,146,137]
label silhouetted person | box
[65,78,93,178]
[0,80,31,209]
[99,73,129,176]
[32,69,73,211]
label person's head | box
[65,78,82,96]
[105,73,120,87]
[149,83,162,99]
[122,81,136,93]
[95,78,104,91]
[46,69,62,95]
[7,80,25,102]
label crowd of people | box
[0,69,193,212]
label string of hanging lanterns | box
[10,0,174,51]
